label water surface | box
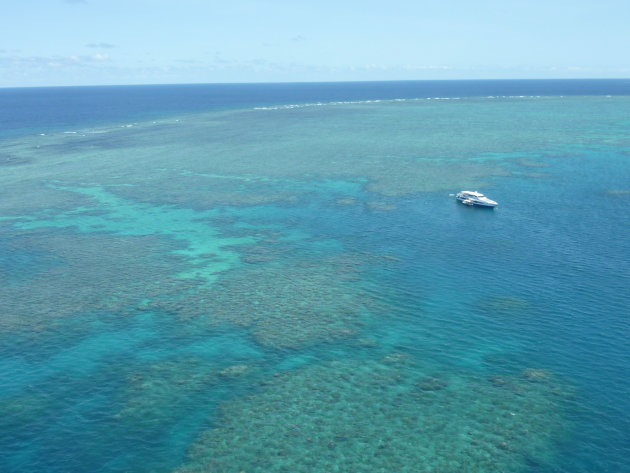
[1,80,629,473]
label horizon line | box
[2,77,630,90]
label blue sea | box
[0,79,629,473]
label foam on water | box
[252,94,553,111]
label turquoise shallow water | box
[0,81,629,472]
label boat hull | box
[455,192,498,208]
[458,200,497,208]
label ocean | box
[0,79,629,473]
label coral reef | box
[335,197,358,206]
[515,158,550,168]
[0,101,516,208]
[173,358,568,473]
[416,375,448,391]
[366,201,397,211]
[0,152,31,166]
[154,254,385,349]
[522,368,552,382]
[0,393,50,432]
[114,357,222,424]
[477,296,530,317]
[519,171,550,178]
[112,173,302,210]
[218,364,251,378]
[0,232,193,334]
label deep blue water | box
[2,79,630,138]
[1,80,629,473]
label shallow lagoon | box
[1,84,629,472]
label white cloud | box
[0,53,110,69]
[402,64,452,71]
[86,43,116,49]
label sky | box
[1,0,629,87]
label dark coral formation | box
[113,357,255,426]
[150,254,384,349]
[416,375,448,391]
[0,232,192,334]
[0,152,32,166]
[477,296,531,318]
[173,358,569,473]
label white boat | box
[456,190,498,208]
